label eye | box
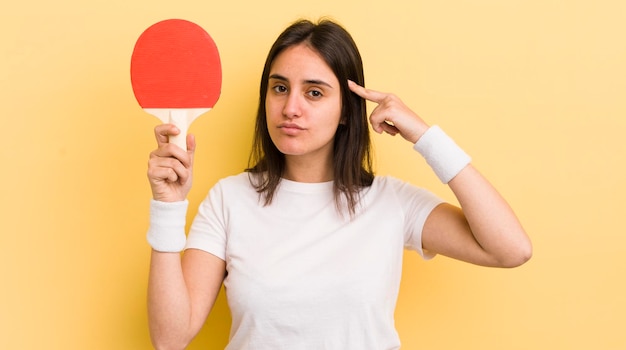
[271,85,288,94]
[307,89,323,98]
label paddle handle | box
[143,108,210,151]
[169,110,189,151]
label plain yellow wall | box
[2,0,625,349]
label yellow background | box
[2,0,625,349]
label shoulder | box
[196,172,261,217]
[370,175,443,204]
[203,172,257,201]
[213,172,262,192]
[215,172,252,188]
[371,175,416,192]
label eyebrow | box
[268,74,334,88]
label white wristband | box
[147,199,189,252]
[413,125,471,184]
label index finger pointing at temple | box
[348,80,387,104]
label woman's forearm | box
[148,251,193,350]
[448,165,532,267]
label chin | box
[277,147,307,156]
[272,140,307,156]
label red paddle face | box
[130,19,222,109]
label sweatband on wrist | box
[147,199,189,252]
[413,125,471,184]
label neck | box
[283,154,333,183]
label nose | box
[282,91,302,119]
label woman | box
[146,19,532,349]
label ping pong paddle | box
[131,19,222,151]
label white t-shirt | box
[186,173,443,349]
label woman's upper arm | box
[181,248,226,335]
[421,203,500,267]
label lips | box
[277,123,306,136]
[278,122,305,130]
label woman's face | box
[265,43,342,163]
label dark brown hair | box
[246,18,374,215]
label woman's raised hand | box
[348,80,430,144]
[147,124,196,202]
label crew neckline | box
[278,178,334,194]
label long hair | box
[246,18,374,215]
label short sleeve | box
[185,182,228,261]
[387,178,444,259]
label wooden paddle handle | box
[143,108,210,151]
[168,110,189,151]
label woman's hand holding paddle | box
[147,124,196,202]
[348,80,430,144]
